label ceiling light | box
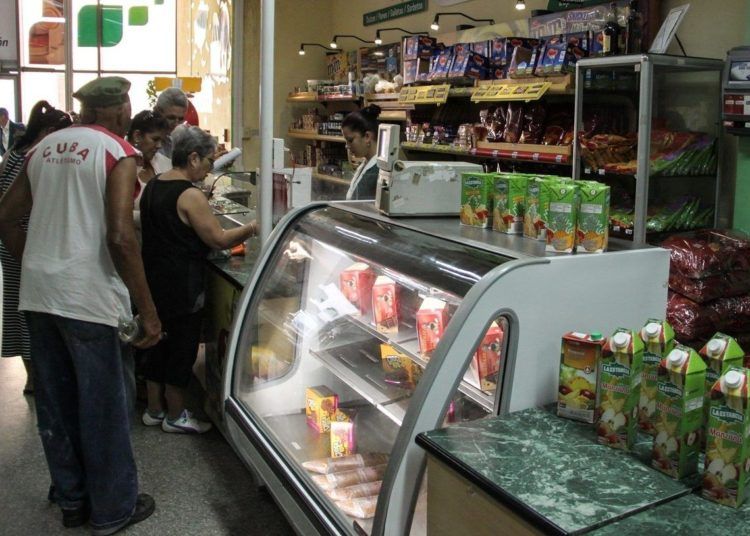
[430,16,440,31]
[375,31,383,45]
[330,40,338,49]
[515,0,526,10]
[298,47,305,55]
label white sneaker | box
[142,410,165,426]
[161,410,213,434]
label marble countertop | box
[206,236,261,288]
[417,407,693,535]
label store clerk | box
[343,104,381,200]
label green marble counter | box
[416,407,693,535]
[206,237,261,288]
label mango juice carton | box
[330,409,356,458]
[597,328,644,450]
[372,276,399,334]
[492,174,527,234]
[557,331,605,424]
[416,298,450,357]
[460,172,494,228]
[380,343,422,388]
[651,345,706,479]
[339,263,376,316]
[576,181,611,254]
[306,386,339,433]
[469,321,505,391]
[702,368,750,507]
[545,181,580,254]
[638,320,676,435]
[523,177,554,240]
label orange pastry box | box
[306,386,338,433]
[416,297,450,358]
[339,263,376,316]
[372,276,399,334]
[469,322,504,391]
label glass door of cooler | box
[228,206,512,535]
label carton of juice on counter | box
[702,368,750,507]
[699,333,745,449]
[380,344,422,388]
[651,345,706,479]
[545,181,580,254]
[330,409,356,458]
[467,321,505,392]
[339,263,376,316]
[597,328,644,450]
[372,276,399,334]
[416,297,450,358]
[306,386,339,433]
[557,331,605,424]
[460,172,494,228]
[575,181,611,254]
[523,176,554,240]
[492,173,527,234]
[638,320,676,435]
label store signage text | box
[363,0,428,27]
[0,0,18,62]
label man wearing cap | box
[0,76,161,535]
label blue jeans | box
[27,312,138,531]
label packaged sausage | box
[666,292,720,342]
[519,103,547,144]
[328,481,382,501]
[336,497,379,519]
[311,464,387,491]
[669,270,750,304]
[503,103,524,144]
[302,453,389,474]
[661,230,750,279]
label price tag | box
[511,151,519,159]
[598,169,605,176]
[555,154,563,163]
[532,153,540,161]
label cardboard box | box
[545,181,579,254]
[306,386,338,433]
[638,319,676,435]
[416,298,450,357]
[492,173,527,234]
[372,276,399,334]
[575,181,610,253]
[380,343,422,387]
[339,263,376,316]
[523,176,554,240]
[558,331,605,424]
[330,409,356,458]
[403,35,435,60]
[460,172,495,228]
[449,51,489,79]
[470,321,504,392]
[428,48,453,81]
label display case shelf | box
[287,93,360,103]
[400,141,572,165]
[288,130,346,143]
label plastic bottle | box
[118,315,143,343]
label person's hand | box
[133,311,163,349]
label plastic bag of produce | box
[661,230,750,278]
[669,270,750,304]
[666,292,720,341]
[710,295,750,333]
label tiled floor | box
[0,357,295,535]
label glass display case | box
[222,202,671,536]
[573,54,724,246]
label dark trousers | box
[27,312,138,531]
[143,310,203,388]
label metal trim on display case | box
[634,56,653,246]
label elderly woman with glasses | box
[139,125,257,434]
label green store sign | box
[363,0,428,27]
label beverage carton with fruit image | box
[596,328,644,450]
[545,181,579,254]
[638,319,676,435]
[523,177,554,240]
[460,172,494,228]
[492,174,527,234]
[557,331,605,424]
[702,368,750,507]
[651,345,706,479]
[575,181,610,253]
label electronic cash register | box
[373,124,482,216]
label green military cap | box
[72,76,131,108]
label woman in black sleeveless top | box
[140,125,257,434]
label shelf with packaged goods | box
[287,130,346,143]
[401,141,572,165]
[286,92,360,103]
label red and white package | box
[372,276,399,334]
[469,321,505,391]
[339,263,376,316]
[416,297,450,358]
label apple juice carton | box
[638,319,676,435]
[372,276,399,334]
[306,386,338,433]
[651,345,706,479]
[557,331,605,424]
[330,409,356,458]
[416,297,450,358]
[596,328,644,450]
[492,173,527,234]
[575,181,610,254]
[469,321,505,391]
[523,176,553,240]
[702,368,750,507]
[339,263,375,316]
[460,172,494,228]
[545,181,579,254]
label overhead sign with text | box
[363,0,428,27]
[0,0,18,62]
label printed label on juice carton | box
[468,321,505,392]
[330,409,356,458]
[523,177,554,240]
[597,329,644,450]
[380,344,422,388]
[699,333,745,450]
[339,263,376,316]
[651,345,706,479]
[306,386,339,433]
[460,172,494,228]
[576,181,610,254]
[545,181,579,254]
[492,174,527,234]
[372,276,399,334]
[702,368,750,507]
[558,331,604,424]
[416,298,450,357]
[639,320,676,435]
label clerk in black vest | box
[140,125,257,434]
[343,104,381,200]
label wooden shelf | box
[287,130,346,143]
[401,141,572,164]
[400,142,472,157]
[287,92,359,103]
[312,172,350,186]
[364,93,400,101]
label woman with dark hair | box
[127,110,169,228]
[0,100,71,393]
[342,104,381,200]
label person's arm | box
[105,156,161,349]
[177,187,257,250]
[0,167,32,260]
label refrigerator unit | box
[222,201,669,535]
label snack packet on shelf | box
[328,481,383,501]
[306,386,338,433]
[302,453,389,475]
[335,496,379,519]
[311,464,388,491]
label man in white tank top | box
[0,77,161,535]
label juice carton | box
[372,276,399,334]
[651,345,706,479]
[702,368,750,507]
[339,263,376,316]
[460,172,494,228]
[597,328,644,450]
[576,181,611,254]
[545,181,579,254]
[306,386,338,433]
[330,409,356,458]
[492,174,527,234]
[468,321,504,392]
[638,319,676,435]
[380,343,422,388]
[557,331,605,424]
[416,298,450,357]
[699,333,745,449]
[523,177,554,240]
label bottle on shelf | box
[625,0,643,54]
[602,2,621,56]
